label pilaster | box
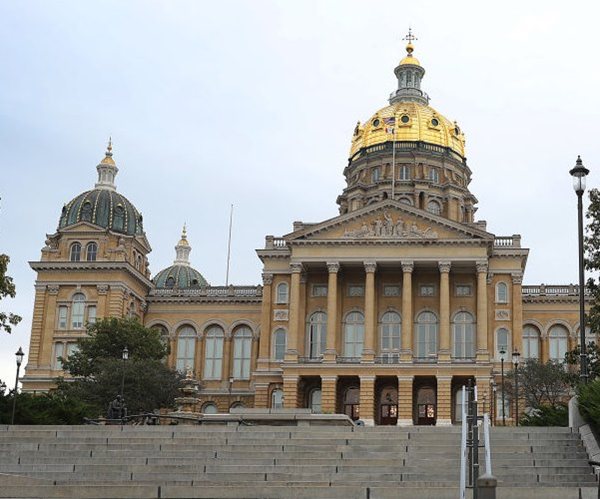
[285,263,303,362]
[254,382,270,409]
[359,375,376,426]
[28,283,48,365]
[438,261,451,362]
[257,273,273,370]
[321,375,337,413]
[324,262,340,363]
[476,261,489,361]
[283,375,299,409]
[401,261,414,361]
[511,273,523,354]
[397,375,414,426]
[362,261,377,363]
[39,285,59,369]
[437,375,452,426]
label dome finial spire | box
[403,27,417,54]
[106,136,113,156]
[174,224,191,265]
[95,137,119,190]
[389,27,428,105]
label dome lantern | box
[174,224,192,266]
[389,29,429,106]
[95,138,119,191]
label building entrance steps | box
[0,425,596,498]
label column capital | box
[97,284,109,295]
[290,262,304,274]
[262,273,274,286]
[401,260,414,273]
[326,261,340,273]
[438,260,451,273]
[364,261,377,273]
[476,260,489,273]
[47,284,60,295]
[511,272,523,285]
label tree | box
[504,359,570,409]
[57,318,182,417]
[0,390,95,424]
[0,254,22,334]
[585,188,600,341]
[565,341,600,384]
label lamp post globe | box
[570,155,590,384]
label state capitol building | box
[21,39,590,426]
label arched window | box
[380,311,401,357]
[430,168,439,183]
[309,388,322,413]
[523,325,540,359]
[343,387,360,421]
[166,276,175,288]
[232,326,252,379]
[176,326,196,372]
[230,401,244,411]
[276,282,289,304]
[271,388,284,409]
[86,242,97,262]
[496,282,508,303]
[70,242,82,262]
[71,293,86,328]
[273,328,286,361]
[307,312,327,359]
[415,311,438,359]
[372,167,381,183]
[549,325,569,362]
[452,312,475,359]
[496,328,510,359]
[400,165,411,180]
[202,402,218,414]
[427,200,441,215]
[204,325,224,379]
[344,311,364,358]
[399,197,413,206]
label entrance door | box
[379,386,398,425]
[343,387,360,421]
[416,386,436,425]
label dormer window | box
[166,276,175,288]
[81,201,92,222]
[70,242,81,262]
[86,242,97,262]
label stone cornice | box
[288,238,490,247]
[29,260,153,288]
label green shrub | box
[577,380,600,432]
[520,404,568,426]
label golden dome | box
[399,42,420,66]
[349,101,466,159]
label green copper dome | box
[58,188,144,236]
[153,264,208,289]
[58,141,144,236]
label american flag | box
[384,117,395,134]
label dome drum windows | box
[426,200,442,215]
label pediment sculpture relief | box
[343,211,438,239]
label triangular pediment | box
[285,200,493,243]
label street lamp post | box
[11,347,25,425]
[120,347,128,401]
[491,380,498,426]
[512,350,521,426]
[570,155,590,384]
[500,348,506,426]
[0,381,6,395]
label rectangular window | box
[66,343,79,359]
[347,285,364,297]
[419,284,435,297]
[233,336,252,380]
[204,336,224,380]
[53,343,65,369]
[57,306,68,329]
[383,285,400,297]
[312,284,328,297]
[400,165,410,180]
[87,306,97,324]
[455,284,472,297]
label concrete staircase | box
[0,424,596,498]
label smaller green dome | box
[153,264,208,289]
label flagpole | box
[225,204,233,286]
[391,127,396,200]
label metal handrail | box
[459,386,468,499]
[483,413,492,475]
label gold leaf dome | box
[399,42,421,66]
[349,101,465,160]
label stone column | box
[476,261,489,361]
[257,273,273,369]
[401,261,414,361]
[283,375,299,409]
[28,284,49,365]
[324,262,340,363]
[438,261,451,362]
[397,375,414,426]
[362,261,377,363]
[511,273,523,354]
[540,334,549,363]
[359,375,376,426]
[285,263,303,362]
[254,382,269,409]
[96,284,108,319]
[222,335,232,382]
[321,376,337,413]
[437,375,452,426]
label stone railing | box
[493,235,521,248]
[151,285,262,298]
[522,284,581,296]
[264,236,288,249]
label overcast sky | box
[1,0,599,387]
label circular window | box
[400,115,410,124]
[454,126,461,135]
[372,118,380,127]
[431,118,439,127]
